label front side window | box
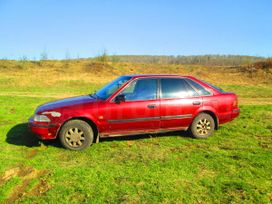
[161,78,199,99]
[95,76,132,100]
[120,78,158,101]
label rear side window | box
[185,79,211,96]
[161,78,199,99]
[202,80,225,93]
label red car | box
[29,75,240,150]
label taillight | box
[233,97,238,108]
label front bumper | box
[28,117,59,140]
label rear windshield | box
[202,80,225,93]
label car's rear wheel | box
[190,113,215,139]
[59,120,93,150]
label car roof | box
[120,75,221,95]
[123,74,194,79]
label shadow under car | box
[6,123,191,148]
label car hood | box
[36,95,97,113]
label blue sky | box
[0,0,271,59]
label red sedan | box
[29,75,240,150]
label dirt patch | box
[0,120,14,127]
[29,178,51,196]
[170,143,208,152]
[5,179,30,203]
[126,141,135,147]
[198,167,216,178]
[218,145,235,150]
[6,177,51,203]
[0,167,21,184]
[269,192,272,202]
[9,108,16,114]
[25,149,39,159]
[0,165,50,203]
[255,135,272,149]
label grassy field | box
[0,60,271,203]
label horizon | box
[0,54,268,62]
[1,0,272,59]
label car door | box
[103,78,161,135]
[159,78,202,130]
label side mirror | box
[115,94,126,104]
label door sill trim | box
[100,127,188,138]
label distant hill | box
[104,55,266,66]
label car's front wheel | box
[59,120,94,150]
[190,113,215,139]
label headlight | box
[33,114,51,122]
[42,111,61,117]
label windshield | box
[95,76,132,100]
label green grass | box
[221,85,272,98]
[0,61,271,203]
[0,80,100,97]
[0,94,271,203]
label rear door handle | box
[147,104,157,109]
[193,101,201,105]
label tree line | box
[107,55,267,66]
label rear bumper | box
[28,117,59,140]
[232,108,240,119]
[218,108,240,125]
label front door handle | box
[193,101,201,105]
[147,104,157,109]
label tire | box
[190,113,215,139]
[59,120,94,150]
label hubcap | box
[65,127,85,147]
[196,118,211,135]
